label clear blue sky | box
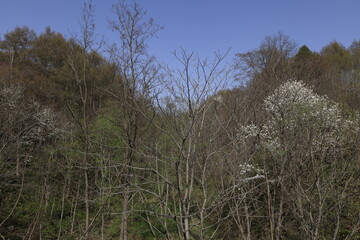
[1,0,360,67]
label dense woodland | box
[1,2,360,240]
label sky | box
[1,0,360,68]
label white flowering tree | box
[0,84,64,237]
[242,80,359,240]
[263,81,351,153]
[0,85,62,167]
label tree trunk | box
[120,188,129,240]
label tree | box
[321,41,351,73]
[314,41,353,106]
[341,40,360,109]
[242,80,360,239]
[349,40,360,69]
[59,1,108,238]
[295,45,312,60]
[0,26,36,69]
[293,45,323,85]
[108,1,161,239]
[32,26,69,74]
[235,32,296,85]
[0,84,63,239]
[234,32,297,126]
[152,49,234,240]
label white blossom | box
[1,85,63,149]
[243,80,354,155]
[237,162,264,186]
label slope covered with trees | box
[1,2,360,240]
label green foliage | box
[295,44,313,60]
[107,215,122,238]
[128,204,178,239]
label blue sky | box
[1,0,360,67]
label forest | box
[1,1,360,240]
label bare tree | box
[108,1,161,239]
[235,32,297,126]
[151,49,235,239]
[61,1,104,238]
